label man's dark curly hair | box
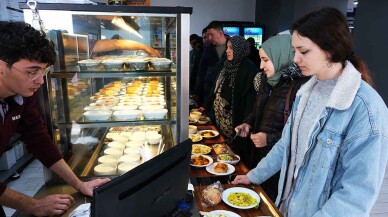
[0,21,56,66]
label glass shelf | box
[49,71,176,78]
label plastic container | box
[142,109,168,120]
[83,110,112,121]
[113,110,142,121]
[150,58,172,71]
[102,59,125,71]
[127,59,149,71]
[78,59,101,71]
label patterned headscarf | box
[222,35,250,87]
[261,34,294,86]
[213,36,250,144]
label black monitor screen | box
[223,26,240,37]
[91,139,192,217]
[243,27,264,48]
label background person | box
[202,27,210,47]
[246,37,260,67]
[234,34,309,200]
[193,21,227,107]
[203,36,257,145]
[0,21,110,217]
[232,7,388,217]
[189,34,204,94]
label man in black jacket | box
[193,21,227,106]
[189,34,204,94]
[246,37,260,67]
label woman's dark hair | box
[0,21,56,66]
[291,7,372,85]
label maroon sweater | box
[0,94,62,195]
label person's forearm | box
[0,187,38,214]
[116,40,147,51]
[50,159,83,191]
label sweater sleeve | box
[17,95,62,168]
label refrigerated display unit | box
[222,26,241,37]
[19,3,192,185]
[243,26,264,48]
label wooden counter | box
[194,184,282,217]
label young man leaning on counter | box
[0,21,110,217]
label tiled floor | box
[3,159,388,217]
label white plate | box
[189,116,198,124]
[222,187,260,209]
[192,144,212,155]
[205,210,241,217]
[189,134,203,143]
[217,154,241,165]
[198,130,220,138]
[190,154,213,167]
[205,163,235,176]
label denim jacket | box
[247,61,388,217]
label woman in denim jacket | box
[232,7,388,217]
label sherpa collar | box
[297,61,361,110]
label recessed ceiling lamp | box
[354,0,358,5]
[112,16,143,39]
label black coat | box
[240,74,310,169]
[204,58,258,143]
[236,74,309,200]
[189,45,204,93]
[193,44,226,106]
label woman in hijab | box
[234,34,309,200]
[203,35,257,145]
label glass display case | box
[20,3,191,180]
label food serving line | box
[13,116,281,217]
[188,116,282,217]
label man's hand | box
[234,123,251,137]
[28,194,75,216]
[79,178,111,197]
[144,45,161,57]
[231,175,252,185]
[250,132,267,148]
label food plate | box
[222,187,260,209]
[197,116,211,125]
[205,163,235,176]
[217,154,240,165]
[213,144,231,155]
[192,144,212,155]
[190,154,213,167]
[189,116,198,124]
[189,134,203,143]
[199,130,220,139]
[202,210,241,217]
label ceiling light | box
[354,1,358,5]
[111,16,143,39]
